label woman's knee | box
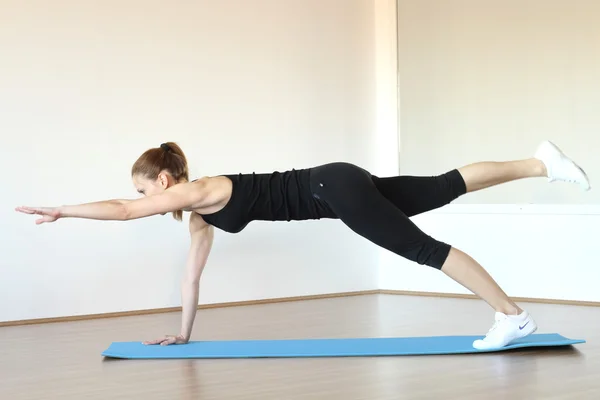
[438,169,467,200]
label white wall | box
[396,0,600,205]
[0,0,385,323]
[4,0,595,324]
[381,0,600,302]
[379,204,600,302]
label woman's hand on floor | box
[143,334,189,346]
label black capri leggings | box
[309,162,467,269]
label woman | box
[16,140,590,350]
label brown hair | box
[131,142,189,221]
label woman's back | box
[200,168,335,233]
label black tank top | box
[199,168,335,233]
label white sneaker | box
[534,140,591,191]
[472,310,537,350]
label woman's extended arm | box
[15,180,208,224]
[143,212,214,346]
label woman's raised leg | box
[458,140,590,193]
[372,140,590,218]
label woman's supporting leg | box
[440,246,539,349]
[440,248,521,314]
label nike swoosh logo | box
[519,321,530,330]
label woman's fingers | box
[143,335,177,346]
[160,337,176,346]
[15,207,36,214]
[143,335,186,346]
[143,339,158,345]
[17,207,59,224]
[16,206,50,215]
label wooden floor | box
[1,294,598,399]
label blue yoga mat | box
[101,333,584,359]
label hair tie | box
[160,143,171,152]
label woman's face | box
[132,174,167,196]
[132,172,173,214]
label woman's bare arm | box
[179,214,214,342]
[16,180,209,224]
[143,212,214,345]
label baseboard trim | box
[0,290,379,328]
[1,289,598,327]
[379,289,600,307]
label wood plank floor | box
[1,294,598,399]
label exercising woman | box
[16,140,590,350]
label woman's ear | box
[157,171,171,188]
